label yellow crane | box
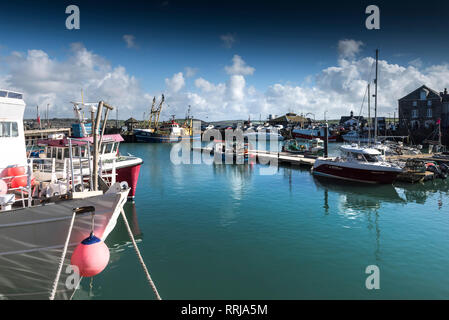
[148,94,164,132]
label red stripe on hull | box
[292,132,337,142]
[313,164,399,184]
[117,164,141,198]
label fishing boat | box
[134,96,200,143]
[283,138,324,156]
[0,90,130,299]
[212,140,252,163]
[292,126,337,142]
[33,134,142,200]
[134,118,200,142]
[312,144,403,184]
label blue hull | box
[135,133,200,143]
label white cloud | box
[123,34,137,49]
[165,54,449,121]
[224,55,255,76]
[2,40,449,122]
[220,33,236,49]
[1,43,151,119]
[227,75,245,101]
[165,72,185,93]
[338,39,364,59]
[184,66,198,78]
[409,58,423,68]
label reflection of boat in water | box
[394,179,449,205]
[313,175,406,208]
[106,202,142,248]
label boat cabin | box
[36,134,124,163]
[340,145,383,163]
[0,90,26,169]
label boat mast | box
[368,83,371,146]
[374,49,378,144]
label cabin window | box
[112,143,119,154]
[104,143,114,154]
[427,100,432,106]
[413,101,417,107]
[412,109,418,118]
[57,148,63,160]
[365,154,382,162]
[427,108,432,118]
[0,91,7,97]
[7,92,23,99]
[0,121,19,137]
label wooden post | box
[93,101,104,191]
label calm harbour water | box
[74,142,449,299]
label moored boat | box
[283,138,324,156]
[312,144,403,184]
[33,134,142,200]
[0,90,130,299]
[292,126,337,142]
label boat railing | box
[67,137,93,193]
[0,163,33,209]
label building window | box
[420,91,427,100]
[427,108,432,118]
[412,109,418,118]
[413,101,417,107]
[427,100,432,106]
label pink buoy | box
[71,233,110,277]
[0,180,7,195]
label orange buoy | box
[7,166,25,177]
[70,233,110,277]
[0,180,7,195]
[10,176,27,189]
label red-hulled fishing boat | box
[34,134,142,200]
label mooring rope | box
[120,208,162,300]
[49,209,77,300]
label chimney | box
[445,88,448,95]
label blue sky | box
[1,0,449,120]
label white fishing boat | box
[0,90,130,299]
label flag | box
[37,115,41,124]
[436,118,441,125]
